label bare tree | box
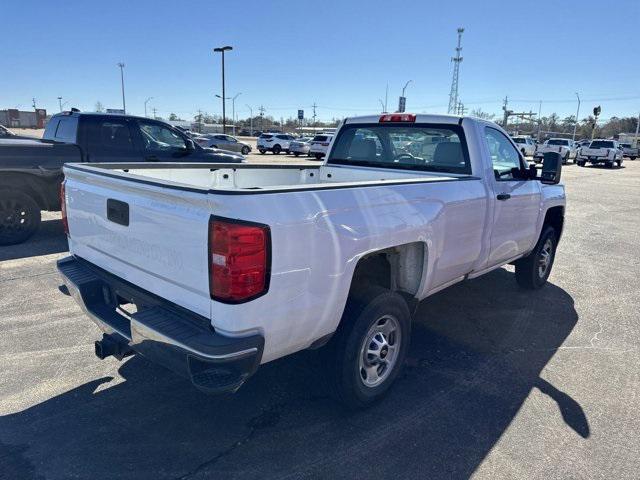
[95,101,104,112]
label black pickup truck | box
[0,111,243,245]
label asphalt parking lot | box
[1,160,639,479]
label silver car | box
[195,134,252,155]
[289,137,312,157]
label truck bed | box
[65,161,474,193]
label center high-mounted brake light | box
[379,113,416,123]
[59,181,69,236]
[209,216,270,303]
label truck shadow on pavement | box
[0,269,586,480]
[0,218,67,262]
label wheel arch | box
[542,205,565,241]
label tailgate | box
[63,165,211,318]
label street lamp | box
[117,62,126,114]
[246,104,253,136]
[231,93,241,135]
[213,45,233,133]
[144,97,153,117]
[398,80,412,112]
[572,92,581,141]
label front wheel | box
[258,149,266,154]
[514,226,557,289]
[0,189,41,246]
[241,146,250,155]
[272,145,282,155]
[324,287,411,409]
[315,153,323,160]
[293,152,300,157]
[577,161,585,167]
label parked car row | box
[256,133,335,159]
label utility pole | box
[258,105,265,132]
[152,107,157,119]
[537,100,542,141]
[57,97,63,112]
[312,102,317,132]
[502,96,510,128]
[447,27,464,114]
[384,83,389,113]
[144,97,153,117]
[213,45,233,134]
[117,63,126,114]
[32,97,37,109]
[572,92,581,141]
[246,105,253,136]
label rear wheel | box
[0,189,41,246]
[241,146,250,155]
[293,152,300,157]
[515,226,557,290]
[606,161,614,168]
[272,144,282,155]
[315,153,323,160]
[324,286,411,409]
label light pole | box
[144,97,153,117]
[246,104,253,136]
[572,92,581,141]
[398,80,412,112]
[117,62,126,114]
[213,45,233,133]
[232,93,241,135]
[58,96,63,112]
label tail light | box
[59,181,69,236]
[379,113,416,123]
[209,216,270,303]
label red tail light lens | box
[59,181,69,236]
[379,113,416,123]
[209,217,270,303]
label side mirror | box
[185,139,195,150]
[541,152,562,184]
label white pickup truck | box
[534,138,576,164]
[58,114,566,408]
[576,139,624,168]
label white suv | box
[257,133,297,154]
[308,134,334,159]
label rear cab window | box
[327,123,471,174]
[589,141,615,149]
[44,116,78,143]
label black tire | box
[577,161,585,167]
[617,159,623,168]
[562,153,569,165]
[521,148,526,157]
[324,286,411,409]
[241,146,250,155]
[272,144,282,155]
[285,149,290,154]
[293,152,300,157]
[315,153,323,160]
[514,226,557,290]
[606,162,613,168]
[259,149,266,154]
[0,189,41,246]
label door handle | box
[496,193,511,201]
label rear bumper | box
[57,256,264,394]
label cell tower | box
[447,27,464,114]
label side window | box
[54,117,78,143]
[484,127,522,180]
[43,119,60,140]
[86,119,134,151]
[137,121,186,151]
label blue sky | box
[2,0,639,122]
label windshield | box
[547,139,568,146]
[313,135,329,142]
[620,143,631,148]
[589,141,614,148]
[512,138,526,144]
[327,124,470,174]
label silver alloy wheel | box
[538,238,553,278]
[358,315,401,388]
